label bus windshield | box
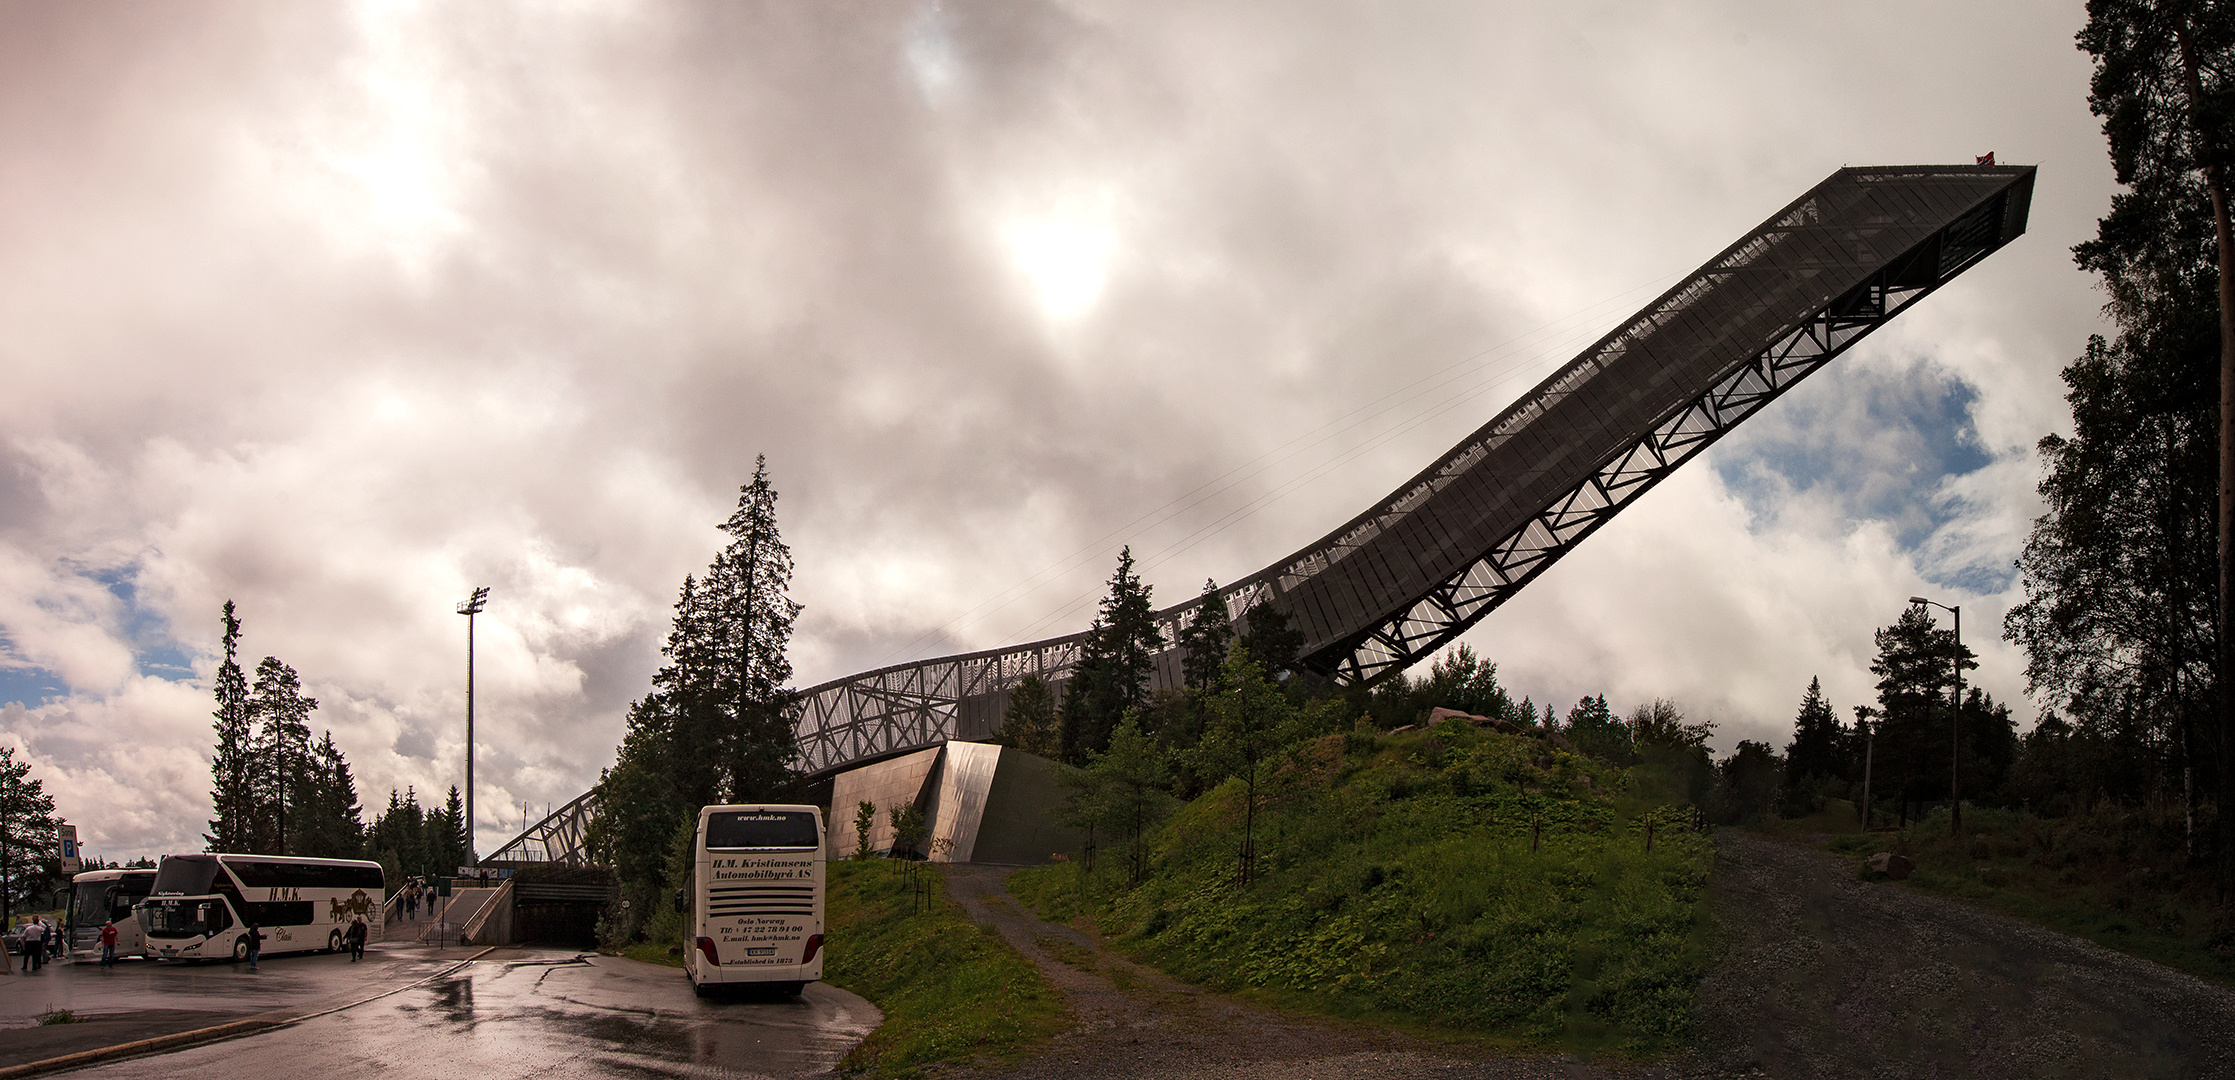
[705,810,820,849]
[73,875,153,928]
[143,897,231,939]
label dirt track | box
[1682,830,2235,1079]
[939,834,2235,1079]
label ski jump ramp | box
[490,164,2035,866]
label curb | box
[0,946,499,1079]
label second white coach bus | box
[685,804,824,996]
[66,868,156,959]
[140,854,385,962]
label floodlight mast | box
[457,586,490,866]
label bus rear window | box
[706,811,819,850]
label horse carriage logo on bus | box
[329,889,375,922]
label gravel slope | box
[1679,830,2235,1079]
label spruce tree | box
[707,456,803,802]
[206,600,256,852]
[0,745,57,922]
[250,656,316,855]
[1784,677,1850,786]
[1062,548,1164,763]
[1238,602,1306,677]
[434,786,468,873]
[1178,580,1234,693]
[290,732,363,859]
[589,456,805,926]
[999,675,1059,758]
[1872,608,1977,815]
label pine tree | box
[1238,602,1305,677]
[1061,548,1165,763]
[706,456,803,802]
[250,656,316,855]
[1420,645,1513,720]
[589,457,805,928]
[1872,607,1978,816]
[1565,695,1628,764]
[999,675,1059,758]
[2076,0,2235,892]
[1784,677,1850,786]
[206,601,256,851]
[290,732,363,859]
[0,746,58,922]
[432,786,468,873]
[1178,580,1234,693]
[1199,647,1295,886]
[1087,717,1170,886]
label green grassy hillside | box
[1011,719,1713,1055]
[823,861,1066,1077]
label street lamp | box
[457,586,490,867]
[1908,595,1962,837]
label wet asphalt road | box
[4,947,878,1078]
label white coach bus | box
[66,868,157,959]
[140,854,385,962]
[685,804,825,996]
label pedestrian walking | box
[99,920,118,969]
[22,917,44,971]
[243,922,264,972]
[406,887,418,921]
[346,915,367,961]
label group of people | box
[399,878,435,920]
[9,915,62,971]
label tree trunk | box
[2178,19,2235,903]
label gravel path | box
[1679,830,2235,1079]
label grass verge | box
[1819,804,2235,987]
[822,860,1066,1078]
[1010,722,1714,1058]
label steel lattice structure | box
[486,164,2034,866]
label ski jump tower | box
[490,163,2035,866]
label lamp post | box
[457,586,490,867]
[1855,705,1875,833]
[1908,595,1962,837]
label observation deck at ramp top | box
[486,163,2035,868]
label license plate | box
[746,947,775,957]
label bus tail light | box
[696,937,720,965]
[801,934,823,964]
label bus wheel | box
[328,930,344,953]
[690,979,710,999]
[231,937,251,963]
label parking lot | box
[0,943,878,1078]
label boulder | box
[1866,852,1915,880]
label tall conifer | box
[206,601,255,851]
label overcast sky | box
[1,0,2117,862]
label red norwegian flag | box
[1976,152,1996,165]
